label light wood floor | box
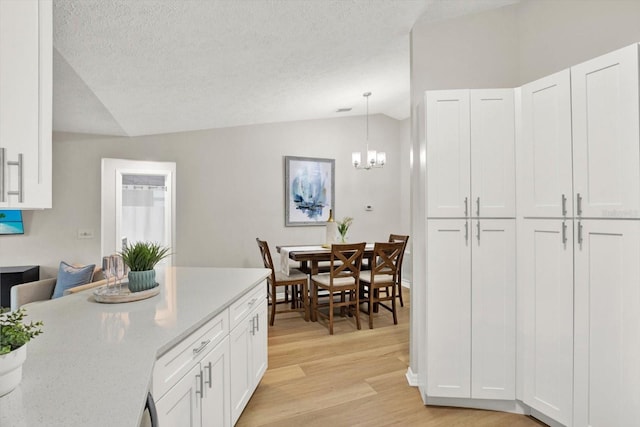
[237,289,545,427]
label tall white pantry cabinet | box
[423,43,640,427]
[425,89,517,402]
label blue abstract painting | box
[0,210,24,235]
[285,156,335,226]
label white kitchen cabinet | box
[426,90,471,218]
[519,70,573,218]
[426,219,471,398]
[0,0,52,209]
[470,90,515,218]
[519,219,573,426]
[573,220,640,427]
[156,337,231,427]
[426,219,515,400]
[230,287,268,425]
[156,363,203,427]
[572,44,640,219]
[470,219,516,400]
[426,89,515,219]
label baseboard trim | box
[424,396,528,415]
[405,367,419,387]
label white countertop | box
[0,266,270,427]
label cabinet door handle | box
[578,221,583,245]
[195,371,203,399]
[562,220,567,245]
[6,153,23,203]
[464,221,469,243]
[476,221,481,244]
[204,361,212,388]
[192,339,211,355]
[255,313,259,333]
[250,317,255,336]
[561,194,567,217]
[464,197,468,217]
[0,147,4,203]
[476,197,480,217]
[577,193,583,217]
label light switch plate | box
[78,229,94,239]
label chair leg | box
[353,290,361,330]
[311,282,317,322]
[328,290,334,335]
[302,281,309,322]
[270,283,277,326]
[397,281,404,307]
[392,286,398,325]
[368,285,374,329]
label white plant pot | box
[0,344,27,397]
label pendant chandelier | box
[352,92,386,170]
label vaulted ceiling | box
[52,0,519,137]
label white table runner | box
[279,245,327,276]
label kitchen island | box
[0,266,270,427]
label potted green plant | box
[0,308,43,396]
[120,241,171,292]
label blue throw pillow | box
[52,262,96,299]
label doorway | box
[101,159,176,265]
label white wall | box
[0,114,408,279]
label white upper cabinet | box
[573,220,640,427]
[519,70,573,218]
[426,89,515,218]
[426,90,471,218]
[571,44,640,219]
[0,0,52,209]
[519,219,574,426]
[470,90,515,218]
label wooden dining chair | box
[359,241,404,329]
[256,238,309,325]
[389,234,409,307]
[310,242,366,335]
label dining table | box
[276,243,375,275]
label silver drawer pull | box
[204,361,212,388]
[248,297,257,306]
[195,371,203,399]
[6,153,23,203]
[192,339,211,355]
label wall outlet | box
[78,229,94,239]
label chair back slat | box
[256,238,277,282]
[371,241,404,282]
[329,242,366,284]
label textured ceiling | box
[52,0,519,137]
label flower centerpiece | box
[0,308,43,396]
[120,241,171,292]
[336,217,353,243]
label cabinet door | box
[230,314,252,425]
[250,299,268,388]
[201,337,231,427]
[520,219,573,426]
[471,219,515,400]
[470,90,515,218]
[519,70,573,218]
[0,0,51,208]
[426,90,470,218]
[572,44,640,219]
[156,363,202,427]
[426,219,471,398]
[573,220,640,427]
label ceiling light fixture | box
[352,92,385,170]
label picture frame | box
[284,156,335,226]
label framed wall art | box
[284,156,335,226]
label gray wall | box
[1,114,409,279]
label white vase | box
[0,344,27,397]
